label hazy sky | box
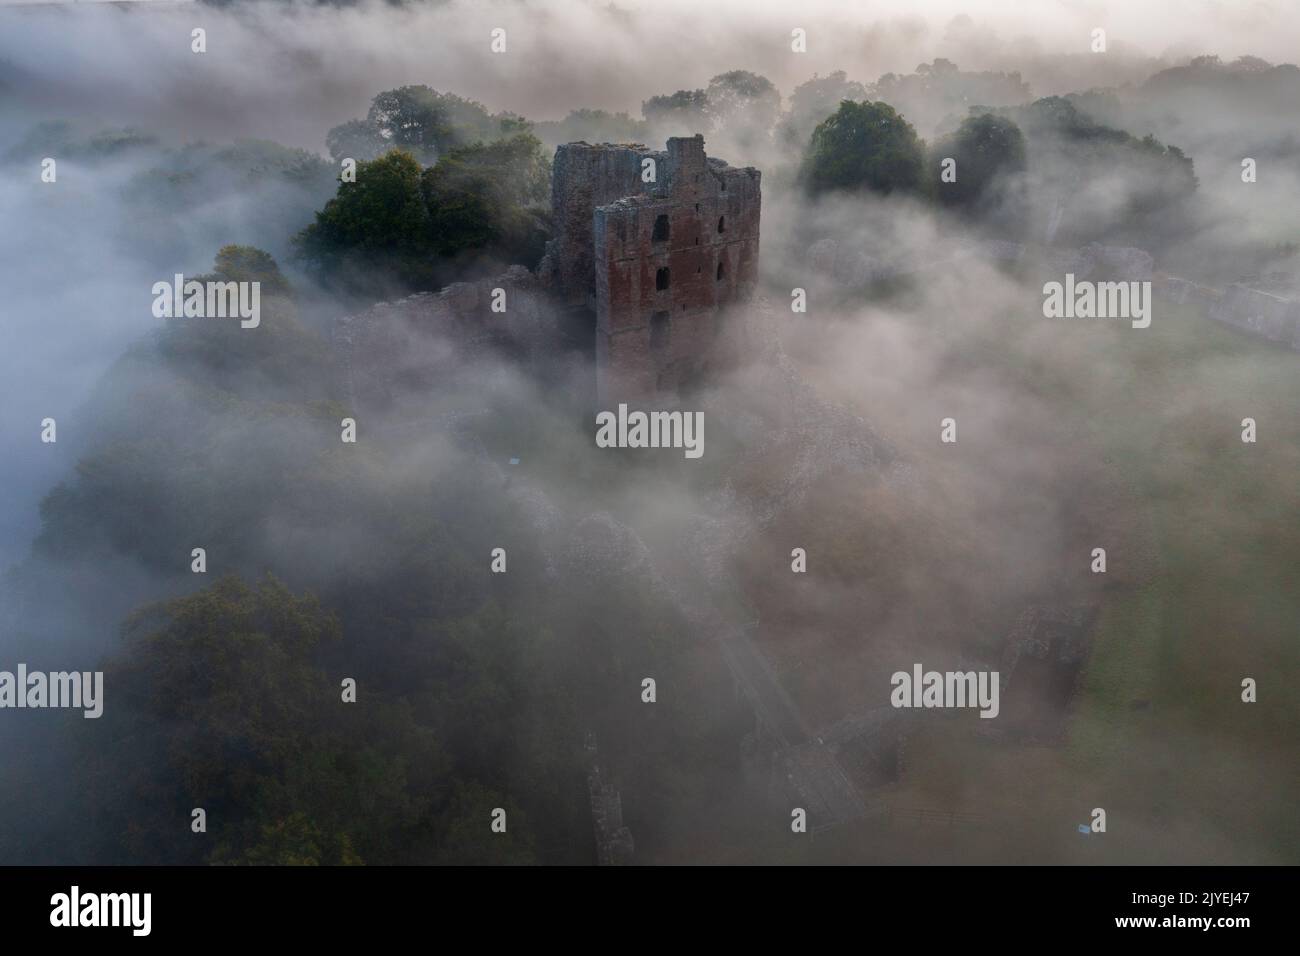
[3,0,1299,150]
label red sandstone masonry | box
[341,136,762,410]
[576,135,760,405]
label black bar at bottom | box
[0,864,1288,942]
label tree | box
[325,118,387,163]
[930,112,1026,209]
[227,812,364,866]
[427,132,551,209]
[706,71,780,134]
[80,575,451,865]
[432,783,537,865]
[212,244,292,294]
[421,133,551,263]
[156,246,327,400]
[366,86,511,161]
[870,60,1030,138]
[325,86,527,165]
[642,89,712,137]
[4,120,157,162]
[1229,55,1272,73]
[82,575,342,862]
[799,100,926,197]
[1008,96,1197,245]
[778,72,869,149]
[294,149,435,289]
[295,134,552,294]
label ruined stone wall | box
[587,763,635,865]
[335,265,555,414]
[593,135,761,405]
[541,142,652,308]
[1155,276,1300,350]
[1210,283,1300,349]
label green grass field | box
[1043,299,1298,861]
[792,290,1299,862]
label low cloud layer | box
[0,0,1296,865]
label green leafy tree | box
[799,100,926,197]
[1007,96,1197,243]
[211,244,292,293]
[294,150,435,289]
[426,132,550,209]
[324,87,531,165]
[778,72,869,149]
[228,812,364,866]
[297,134,551,293]
[159,245,326,398]
[422,133,550,265]
[83,575,342,862]
[81,575,449,865]
[324,86,525,165]
[432,783,537,865]
[930,112,1026,209]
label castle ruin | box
[337,135,761,414]
[540,135,762,404]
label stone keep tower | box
[544,135,761,406]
